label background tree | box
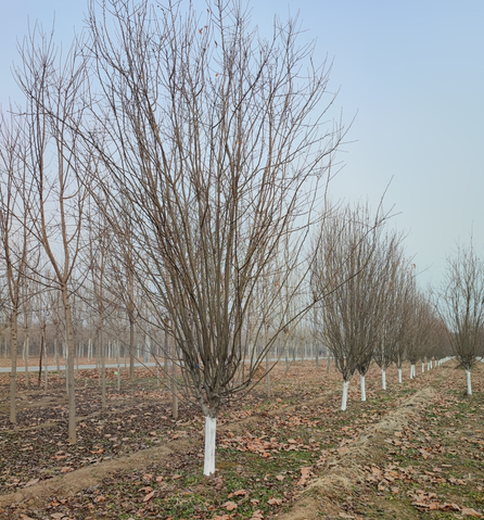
[372,242,409,390]
[15,25,90,442]
[439,242,484,395]
[85,0,344,475]
[0,110,33,423]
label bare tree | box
[0,111,34,423]
[439,243,484,395]
[85,0,344,475]
[15,24,90,443]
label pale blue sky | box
[1,0,483,290]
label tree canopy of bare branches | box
[439,242,484,395]
[83,0,344,474]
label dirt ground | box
[1,359,483,519]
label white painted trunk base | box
[421,362,425,373]
[398,368,402,383]
[341,380,350,411]
[410,364,416,379]
[466,370,472,396]
[360,374,366,402]
[382,369,386,390]
[203,416,217,476]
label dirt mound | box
[277,387,434,520]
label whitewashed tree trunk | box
[466,369,472,395]
[410,364,416,378]
[359,374,366,402]
[398,367,402,383]
[341,380,350,411]
[421,362,425,373]
[203,415,217,476]
[381,368,386,390]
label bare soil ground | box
[1,359,483,519]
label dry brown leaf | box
[24,478,40,487]
[268,497,283,506]
[223,501,238,511]
[143,490,155,502]
[461,507,484,518]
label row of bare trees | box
[310,203,453,410]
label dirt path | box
[277,387,435,520]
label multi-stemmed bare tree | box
[83,0,344,475]
[439,243,484,395]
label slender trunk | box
[38,331,44,387]
[382,368,386,390]
[129,314,135,381]
[398,367,402,383]
[341,380,350,411]
[116,340,121,391]
[466,369,472,395]
[24,336,29,386]
[62,284,76,444]
[327,354,331,374]
[315,345,319,367]
[9,309,18,424]
[265,354,271,397]
[44,351,48,390]
[410,364,416,378]
[203,415,217,476]
[171,338,178,420]
[55,338,60,373]
[101,326,106,410]
[421,362,425,373]
[359,374,366,402]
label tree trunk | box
[341,380,350,411]
[171,343,178,420]
[466,369,472,395]
[62,285,76,444]
[38,331,44,387]
[129,314,135,381]
[9,309,18,424]
[24,336,29,386]
[381,368,387,390]
[359,374,366,402]
[116,340,121,391]
[398,367,402,383]
[101,328,106,410]
[203,415,217,476]
[55,338,60,373]
[265,354,271,397]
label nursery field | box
[1,359,484,520]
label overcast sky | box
[1,0,483,291]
